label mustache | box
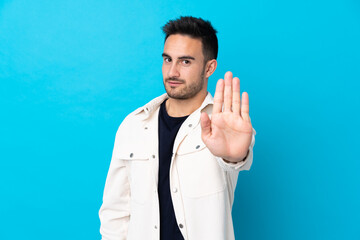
[165,78,185,83]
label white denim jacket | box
[99,92,256,240]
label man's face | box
[162,34,207,100]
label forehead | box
[163,34,204,59]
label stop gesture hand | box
[200,71,253,162]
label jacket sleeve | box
[215,128,256,204]
[99,130,131,240]
[215,128,256,172]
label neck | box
[165,90,207,117]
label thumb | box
[200,112,211,141]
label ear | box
[204,59,217,78]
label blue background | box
[1,0,359,239]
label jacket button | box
[196,145,200,149]
[179,223,183,228]
[188,124,192,127]
[130,153,134,158]
[172,187,178,193]
[154,225,158,229]
[152,155,156,159]
[144,126,148,130]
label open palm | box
[200,71,253,162]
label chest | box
[117,118,226,204]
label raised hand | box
[200,71,253,162]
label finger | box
[224,71,232,112]
[200,112,212,142]
[213,79,224,114]
[232,77,240,115]
[241,92,251,122]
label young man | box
[99,16,256,240]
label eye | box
[164,57,171,63]
[181,60,191,65]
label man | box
[99,16,256,240]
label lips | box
[167,80,184,87]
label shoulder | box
[116,93,167,134]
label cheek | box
[162,64,168,76]
[182,66,195,76]
[186,66,202,78]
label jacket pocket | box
[175,126,226,198]
[115,150,153,205]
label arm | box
[99,133,130,240]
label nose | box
[167,62,180,78]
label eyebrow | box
[162,53,195,60]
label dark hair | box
[162,16,218,62]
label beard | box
[163,69,205,100]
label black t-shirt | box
[158,100,188,240]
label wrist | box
[223,149,249,163]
